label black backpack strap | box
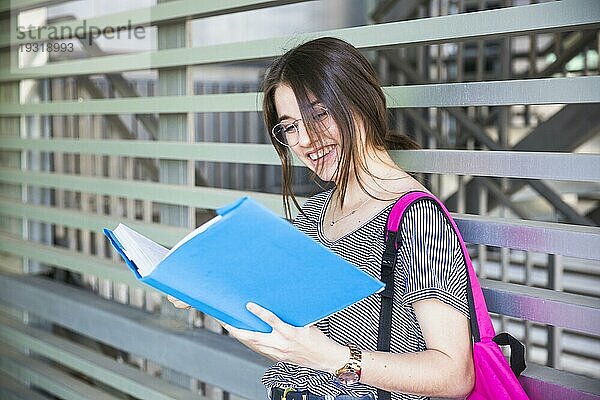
[376,229,398,400]
[377,229,397,351]
[493,332,527,377]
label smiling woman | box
[246,37,475,400]
[261,37,421,220]
[169,37,476,400]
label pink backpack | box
[376,191,529,400]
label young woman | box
[170,37,474,400]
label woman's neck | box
[334,147,411,209]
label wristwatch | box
[334,343,362,385]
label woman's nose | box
[295,122,313,147]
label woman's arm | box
[224,299,474,398]
[359,298,474,398]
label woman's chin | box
[313,169,337,183]
[312,151,340,182]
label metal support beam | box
[381,48,597,225]
[518,30,598,79]
[155,2,196,390]
[449,103,600,222]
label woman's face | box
[274,84,342,182]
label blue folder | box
[104,197,384,333]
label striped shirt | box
[262,189,469,400]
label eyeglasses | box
[271,105,331,147]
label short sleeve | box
[398,199,470,319]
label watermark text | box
[16,20,146,46]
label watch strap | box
[334,343,362,383]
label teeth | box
[309,146,334,161]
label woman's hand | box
[166,295,192,310]
[221,302,347,373]
[164,297,347,373]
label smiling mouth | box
[307,145,336,161]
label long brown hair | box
[261,37,419,219]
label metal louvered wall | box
[0,0,599,399]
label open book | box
[109,215,222,278]
[104,197,384,332]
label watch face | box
[337,370,360,385]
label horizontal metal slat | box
[0,168,289,214]
[1,76,598,114]
[383,76,600,107]
[392,149,600,182]
[0,138,285,165]
[0,233,142,286]
[481,279,600,336]
[0,0,310,47]
[0,197,188,247]
[0,92,260,114]
[1,191,597,260]
[0,371,53,400]
[0,272,271,399]
[0,0,63,13]
[0,313,207,400]
[455,214,600,261]
[519,363,600,400]
[0,200,596,261]
[0,0,598,82]
[0,345,120,400]
[2,138,599,182]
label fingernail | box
[246,302,255,311]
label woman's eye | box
[283,124,296,133]
[312,111,328,121]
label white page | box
[112,216,222,277]
[112,224,168,277]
